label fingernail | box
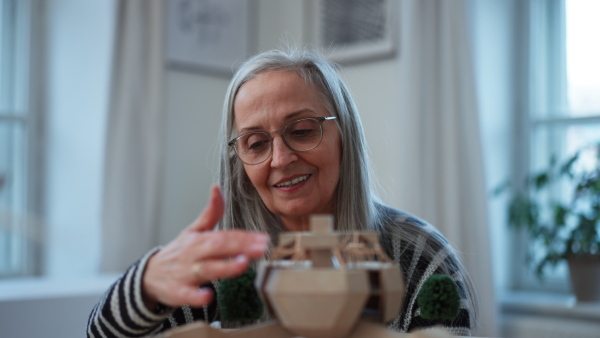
[250,242,267,253]
[235,254,248,263]
[255,233,269,243]
[199,287,213,297]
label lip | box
[273,174,311,190]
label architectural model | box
[159,215,452,338]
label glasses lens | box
[236,132,271,164]
[284,119,323,151]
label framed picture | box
[308,0,397,64]
[165,0,254,75]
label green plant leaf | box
[508,194,539,230]
[492,180,511,196]
[534,172,550,189]
[559,153,579,178]
[497,142,600,280]
[552,204,567,227]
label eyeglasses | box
[228,116,338,165]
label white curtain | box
[101,0,165,272]
[398,0,498,335]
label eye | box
[287,120,319,140]
[249,140,268,150]
[243,133,270,151]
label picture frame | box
[165,0,254,76]
[307,0,397,64]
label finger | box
[193,231,269,260]
[191,255,250,282]
[188,184,225,232]
[175,286,214,308]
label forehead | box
[233,70,325,129]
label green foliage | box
[417,274,460,321]
[217,267,263,323]
[495,143,600,280]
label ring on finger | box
[192,261,204,277]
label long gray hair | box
[217,49,381,236]
[216,48,478,329]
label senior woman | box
[87,49,478,337]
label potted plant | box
[495,142,600,301]
[217,267,264,326]
[417,274,461,325]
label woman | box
[87,49,478,337]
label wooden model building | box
[159,215,453,338]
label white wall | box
[159,71,230,242]
[341,60,405,208]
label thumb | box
[187,184,225,232]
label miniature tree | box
[217,267,263,324]
[417,274,460,324]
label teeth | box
[275,175,309,188]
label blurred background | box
[0,0,599,337]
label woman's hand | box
[142,185,269,309]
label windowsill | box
[0,274,121,302]
[500,290,600,322]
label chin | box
[274,204,312,216]
[285,205,331,218]
[279,207,313,218]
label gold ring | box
[191,262,204,277]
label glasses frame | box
[228,116,338,165]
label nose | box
[270,135,297,168]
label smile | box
[274,175,310,188]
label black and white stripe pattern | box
[382,209,473,335]
[87,206,475,337]
[87,248,171,337]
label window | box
[0,0,38,278]
[515,0,600,291]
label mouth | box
[274,174,311,188]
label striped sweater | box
[87,206,475,337]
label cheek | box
[320,151,342,188]
[329,139,343,178]
[329,161,341,187]
[243,165,268,191]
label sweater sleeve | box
[381,211,474,336]
[86,247,173,338]
[399,247,472,336]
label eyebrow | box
[237,109,317,134]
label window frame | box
[511,0,600,292]
[0,0,43,278]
